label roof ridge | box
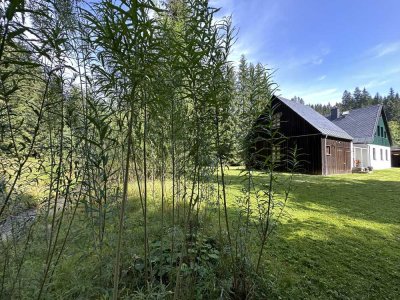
[347,104,382,112]
[275,96,353,140]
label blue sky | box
[212,0,400,104]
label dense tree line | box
[308,87,400,144]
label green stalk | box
[112,97,135,300]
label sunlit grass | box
[125,167,400,298]
[227,168,400,299]
[2,167,400,298]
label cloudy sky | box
[211,0,400,104]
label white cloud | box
[285,47,331,69]
[317,75,327,81]
[363,79,389,89]
[368,41,400,58]
[229,40,255,64]
[218,1,282,66]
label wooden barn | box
[248,96,353,175]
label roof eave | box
[275,96,352,141]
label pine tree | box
[341,90,353,110]
[291,96,305,104]
[373,93,382,105]
[353,87,362,108]
[361,88,372,107]
[388,87,395,100]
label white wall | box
[367,144,391,170]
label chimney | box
[330,107,340,120]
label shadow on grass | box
[1,171,400,299]
[264,216,400,299]
[222,171,400,226]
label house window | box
[380,149,383,160]
[386,149,388,161]
[377,126,380,136]
[373,148,376,160]
[384,131,387,138]
[381,127,384,137]
[326,145,331,155]
[272,112,282,129]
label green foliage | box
[388,120,400,145]
[229,55,276,164]
[121,233,222,297]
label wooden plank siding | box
[321,138,352,175]
[248,98,353,175]
[249,100,323,174]
[279,135,322,174]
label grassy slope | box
[223,168,400,299]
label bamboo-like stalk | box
[143,94,149,285]
[112,97,135,300]
[37,70,67,300]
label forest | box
[0,0,296,298]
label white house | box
[328,105,392,170]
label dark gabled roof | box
[275,96,353,140]
[330,105,391,144]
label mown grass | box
[222,168,400,299]
[2,168,400,299]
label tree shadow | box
[263,217,400,299]
[222,171,400,225]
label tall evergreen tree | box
[291,96,305,104]
[373,92,383,105]
[353,87,362,108]
[342,90,353,110]
[361,88,372,107]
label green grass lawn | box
[222,168,400,299]
[2,168,400,299]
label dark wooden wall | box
[249,98,323,174]
[280,135,322,174]
[321,138,352,175]
[248,98,353,175]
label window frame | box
[326,145,331,156]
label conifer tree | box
[342,90,353,110]
[353,87,362,108]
